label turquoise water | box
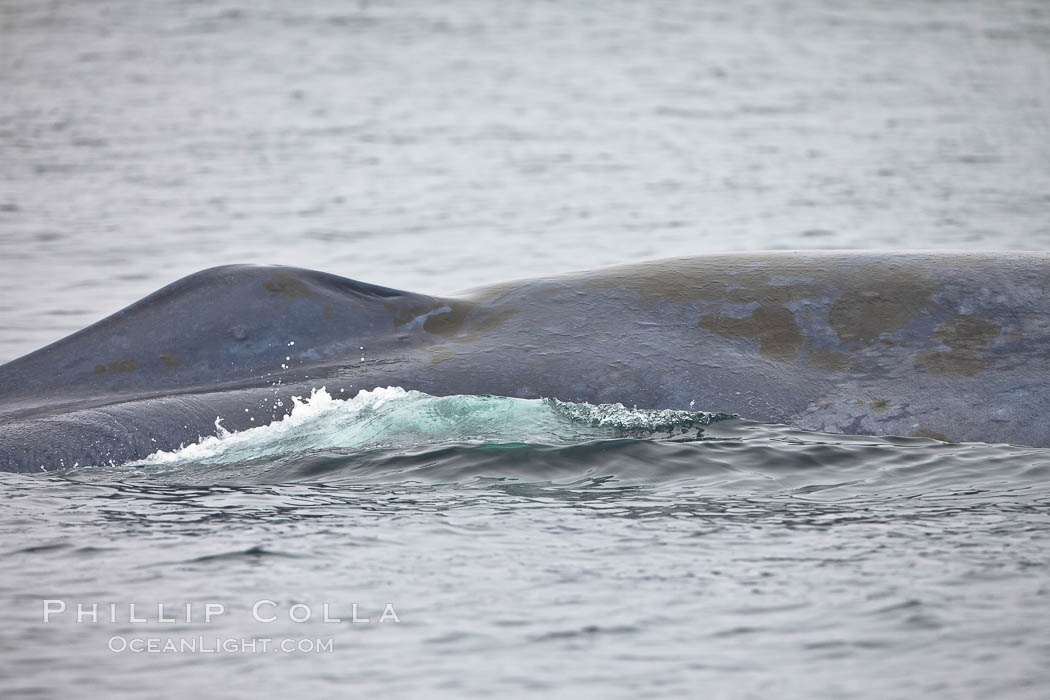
[2,1,1050,697]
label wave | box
[55,387,1045,495]
[137,386,731,467]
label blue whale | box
[1,251,1048,472]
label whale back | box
[0,265,440,417]
[382,252,1050,447]
[1,253,1049,472]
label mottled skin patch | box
[383,291,523,341]
[827,265,939,344]
[869,399,890,413]
[262,274,313,301]
[698,306,803,362]
[452,280,527,303]
[384,299,435,328]
[470,309,520,335]
[913,427,952,442]
[914,351,985,378]
[394,302,522,343]
[914,315,1001,378]
[578,258,944,377]
[93,359,138,374]
[807,347,853,371]
[722,284,825,305]
[423,302,474,337]
[159,353,183,369]
[427,347,456,365]
[582,260,826,304]
[932,315,1000,351]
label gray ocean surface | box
[1,1,1050,697]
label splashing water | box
[139,387,733,468]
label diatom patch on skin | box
[912,427,953,442]
[262,273,314,301]
[698,305,803,362]
[580,257,827,304]
[427,347,456,365]
[807,347,853,371]
[931,314,1001,351]
[391,301,521,343]
[914,314,1001,378]
[93,358,139,374]
[827,265,939,344]
[159,353,183,369]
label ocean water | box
[2,0,1050,697]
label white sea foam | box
[139,387,730,466]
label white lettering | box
[204,602,225,623]
[379,603,401,623]
[77,603,98,623]
[252,599,277,623]
[43,599,65,622]
[288,603,311,623]
[322,603,341,623]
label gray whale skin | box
[1,251,1048,472]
